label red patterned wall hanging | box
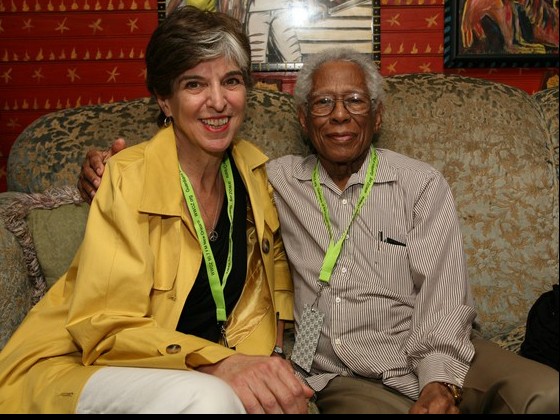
[0,0,158,191]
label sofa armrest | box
[0,193,36,350]
[0,188,88,351]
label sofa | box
[1,74,558,358]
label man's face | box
[298,60,381,166]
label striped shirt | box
[266,148,476,400]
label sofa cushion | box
[0,187,87,301]
[27,201,88,288]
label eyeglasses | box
[307,93,374,117]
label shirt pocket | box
[375,240,413,295]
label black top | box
[176,152,248,343]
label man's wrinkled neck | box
[318,151,368,190]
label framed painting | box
[444,0,559,68]
[157,0,380,71]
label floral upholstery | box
[1,75,558,352]
[7,89,308,193]
[376,74,559,340]
[533,87,560,180]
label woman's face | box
[157,56,247,155]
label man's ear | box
[297,107,308,134]
[373,101,383,133]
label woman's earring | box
[163,116,173,127]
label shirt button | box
[166,344,182,354]
[342,199,348,205]
[335,338,341,345]
[341,267,347,273]
[335,297,341,303]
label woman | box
[0,6,312,414]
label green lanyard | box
[179,157,235,323]
[312,147,378,283]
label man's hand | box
[77,138,127,203]
[408,381,460,414]
[198,354,315,414]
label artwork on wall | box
[444,0,559,68]
[157,0,380,71]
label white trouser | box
[76,366,246,414]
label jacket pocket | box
[151,216,180,291]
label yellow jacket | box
[0,127,294,413]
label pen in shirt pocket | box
[378,231,406,247]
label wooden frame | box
[444,0,559,68]
[157,0,380,71]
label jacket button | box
[262,239,270,254]
[166,344,181,354]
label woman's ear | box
[157,97,171,118]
